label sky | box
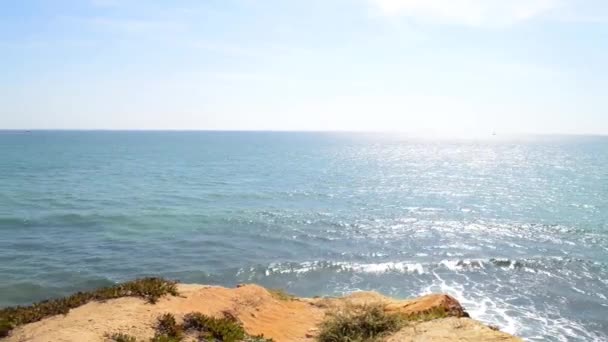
[1,0,607,135]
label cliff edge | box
[2,283,520,341]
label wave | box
[248,257,607,278]
[235,257,608,341]
[260,260,426,275]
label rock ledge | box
[3,284,520,342]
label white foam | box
[263,260,427,275]
[257,258,607,341]
[352,262,425,274]
[439,259,485,271]
[418,272,604,341]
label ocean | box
[0,131,606,341]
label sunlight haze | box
[1,0,607,135]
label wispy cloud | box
[369,0,561,27]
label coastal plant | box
[317,303,405,342]
[268,288,295,301]
[106,311,274,342]
[182,312,245,341]
[107,332,182,342]
[0,319,14,338]
[155,313,183,340]
[244,335,275,342]
[150,335,182,342]
[182,311,274,341]
[107,332,139,342]
[0,278,178,338]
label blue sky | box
[1,0,607,135]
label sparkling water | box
[1,131,607,340]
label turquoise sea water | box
[0,131,607,340]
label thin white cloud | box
[369,0,561,26]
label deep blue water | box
[1,131,607,341]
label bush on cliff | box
[107,312,274,342]
[155,313,183,340]
[317,303,404,342]
[108,332,139,342]
[182,312,246,341]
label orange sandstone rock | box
[2,284,520,342]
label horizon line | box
[0,128,607,137]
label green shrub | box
[105,311,274,342]
[155,313,182,339]
[244,334,275,342]
[0,318,14,338]
[317,303,405,342]
[107,332,139,342]
[183,312,245,342]
[150,335,182,342]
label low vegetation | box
[0,277,178,338]
[317,303,404,342]
[154,313,183,340]
[107,312,274,342]
[317,302,451,342]
[2,279,461,342]
[107,332,139,342]
[183,312,246,341]
[150,335,182,342]
[267,288,296,301]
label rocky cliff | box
[3,283,520,341]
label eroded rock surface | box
[3,284,521,342]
